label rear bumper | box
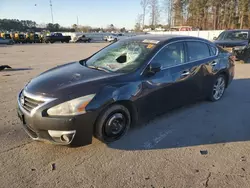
[17,91,97,146]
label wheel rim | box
[104,113,127,138]
[213,77,225,100]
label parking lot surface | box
[1,43,250,188]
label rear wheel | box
[95,104,131,143]
[208,74,226,102]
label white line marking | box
[143,130,173,149]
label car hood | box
[214,40,248,47]
[25,62,121,97]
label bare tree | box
[140,0,149,29]
[149,0,160,28]
[162,0,174,27]
[135,14,143,31]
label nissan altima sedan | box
[17,35,235,146]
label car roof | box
[126,34,211,43]
[224,29,250,32]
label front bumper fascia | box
[17,91,98,146]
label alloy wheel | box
[212,76,226,100]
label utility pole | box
[49,0,54,23]
[77,16,79,25]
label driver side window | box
[151,42,185,68]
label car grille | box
[20,91,45,113]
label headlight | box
[47,94,96,116]
[234,46,247,50]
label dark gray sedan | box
[17,35,235,147]
[0,37,14,45]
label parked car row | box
[17,34,235,147]
[0,32,41,44]
[0,32,73,44]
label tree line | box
[136,0,250,30]
[0,19,128,33]
[0,19,75,32]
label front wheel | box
[208,74,226,102]
[95,104,131,143]
[8,40,14,45]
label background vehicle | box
[213,29,250,63]
[0,32,12,39]
[103,35,108,41]
[75,35,92,43]
[106,33,127,42]
[11,33,26,43]
[44,32,71,43]
[0,37,14,45]
[25,32,40,43]
[17,35,234,147]
[170,26,199,31]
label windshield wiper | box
[87,65,111,73]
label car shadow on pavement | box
[108,78,250,151]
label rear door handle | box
[211,61,217,66]
[181,71,190,76]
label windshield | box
[85,40,156,73]
[217,31,249,41]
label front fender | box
[87,82,142,112]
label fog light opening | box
[61,134,70,143]
[48,130,76,144]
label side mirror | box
[213,37,217,40]
[148,63,161,74]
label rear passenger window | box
[187,41,210,61]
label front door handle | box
[211,61,217,66]
[181,71,190,76]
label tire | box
[208,74,226,102]
[114,38,118,42]
[8,40,14,45]
[66,40,69,43]
[95,104,131,143]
